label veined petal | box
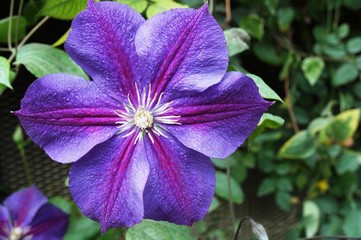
[143,135,215,225]
[14,74,120,163]
[27,204,68,240]
[135,3,228,100]
[65,1,145,101]
[166,72,272,158]
[3,186,46,228]
[69,135,149,232]
[0,206,10,238]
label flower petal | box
[0,206,10,237]
[135,3,228,99]
[166,72,272,158]
[69,135,149,232]
[143,135,215,225]
[3,186,47,227]
[27,203,68,240]
[15,74,120,163]
[65,1,145,101]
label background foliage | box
[0,0,360,239]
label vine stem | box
[284,75,300,133]
[15,0,24,47]
[8,16,50,63]
[226,158,235,226]
[234,216,251,240]
[8,0,15,50]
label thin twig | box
[8,16,50,63]
[15,0,25,47]
[284,75,300,133]
[225,0,232,24]
[209,0,214,15]
[8,0,15,50]
[226,158,235,226]
[0,48,12,52]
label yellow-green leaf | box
[52,28,70,47]
[326,109,360,141]
[146,0,187,18]
[39,0,87,20]
[0,56,12,90]
[279,130,317,159]
[115,0,148,13]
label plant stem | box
[225,0,232,24]
[8,0,15,50]
[234,216,251,240]
[8,16,50,63]
[15,0,25,47]
[226,158,235,226]
[284,75,300,133]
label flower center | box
[9,227,23,240]
[134,107,153,130]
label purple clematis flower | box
[15,0,271,232]
[0,186,68,240]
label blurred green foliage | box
[0,0,360,239]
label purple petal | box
[69,135,149,232]
[135,3,228,100]
[0,206,10,237]
[15,74,120,163]
[65,1,145,102]
[27,203,68,240]
[3,186,47,227]
[143,135,215,225]
[166,72,272,158]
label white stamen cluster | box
[8,226,32,240]
[115,84,180,144]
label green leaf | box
[239,14,265,40]
[215,171,244,204]
[64,215,100,240]
[208,197,220,213]
[258,113,285,128]
[326,109,360,141]
[332,63,358,86]
[0,57,12,90]
[343,0,361,10]
[257,178,276,196]
[336,150,361,174]
[52,28,70,47]
[303,200,320,238]
[15,43,88,79]
[48,196,72,214]
[146,0,187,18]
[278,130,317,160]
[126,220,195,240]
[301,57,325,86]
[264,0,279,15]
[275,191,291,211]
[343,209,361,236]
[23,0,45,26]
[0,16,27,43]
[116,0,148,13]
[247,74,283,102]
[252,42,284,66]
[224,28,250,57]
[346,36,361,54]
[277,7,295,32]
[337,23,349,39]
[39,0,87,20]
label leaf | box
[278,130,317,160]
[52,28,70,47]
[215,171,244,204]
[39,0,87,20]
[126,220,195,240]
[224,28,250,57]
[346,36,361,54]
[0,57,12,90]
[208,197,220,213]
[259,113,285,128]
[247,74,283,102]
[337,23,349,39]
[343,209,361,237]
[48,196,72,214]
[257,178,276,196]
[301,57,325,86]
[252,42,284,66]
[326,109,360,141]
[146,0,188,18]
[64,215,100,240]
[239,14,265,40]
[332,63,358,86]
[277,7,295,32]
[0,16,27,43]
[343,0,361,10]
[336,150,361,174]
[23,0,45,26]
[116,0,148,13]
[15,43,88,79]
[303,200,320,237]
[275,191,291,211]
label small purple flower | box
[0,186,68,240]
[15,0,271,232]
